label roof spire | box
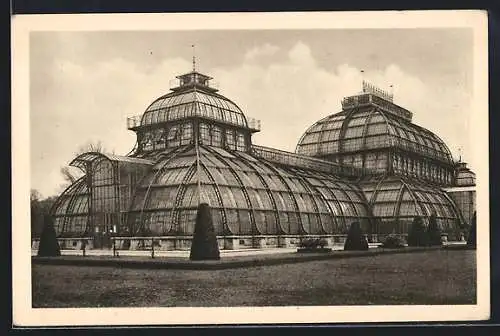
[360,70,365,94]
[192,44,196,72]
[361,78,394,102]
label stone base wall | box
[44,235,348,251]
[31,233,452,251]
[32,238,94,250]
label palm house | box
[46,65,475,250]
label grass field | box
[32,249,476,307]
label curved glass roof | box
[51,177,90,237]
[140,89,248,128]
[51,145,464,239]
[127,145,372,237]
[455,163,476,186]
[296,106,453,164]
[70,151,154,171]
[360,175,463,235]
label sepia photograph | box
[12,10,489,326]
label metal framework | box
[123,143,372,237]
[360,175,463,235]
[52,152,152,239]
[50,69,469,241]
[296,98,455,186]
[251,144,368,177]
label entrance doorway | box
[92,212,117,249]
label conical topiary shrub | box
[467,211,477,248]
[37,214,61,257]
[190,203,220,260]
[407,216,428,247]
[344,222,369,251]
[427,213,442,246]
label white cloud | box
[30,56,192,197]
[244,43,279,61]
[213,42,472,166]
[288,41,315,66]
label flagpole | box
[360,69,365,93]
[195,137,202,205]
[192,44,196,72]
[192,44,202,205]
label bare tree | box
[58,140,104,190]
[74,140,119,157]
[31,189,42,202]
[58,166,83,192]
[59,140,116,190]
[60,166,80,184]
[76,140,104,155]
[30,189,58,238]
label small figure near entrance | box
[81,238,86,257]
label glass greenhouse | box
[296,94,455,186]
[48,70,473,250]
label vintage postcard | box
[12,10,489,326]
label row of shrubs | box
[37,203,477,259]
[297,222,370,251]
[299,213,477,251]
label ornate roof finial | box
[361,78,394,102]
[192,44,196,72]
[360,70,365,93]
[458,147,462,162]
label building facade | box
[444,161,477,227]
[43,68,475,250]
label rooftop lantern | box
[341,80,412,122]
[125,46,261,155]
[170,44,218,93]
[362,80,394,102]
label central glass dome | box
[140,71,248,129]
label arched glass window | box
[154,129,166,150]
[166,125,180,148]
[212,126,223,147]
[141,132,153,151]
[180,122,193,145]
[236,132,246,151]
[225,129,236,150]
[199,123,210,145]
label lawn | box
[32,249,476,307]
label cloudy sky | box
[30,28,474,198]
